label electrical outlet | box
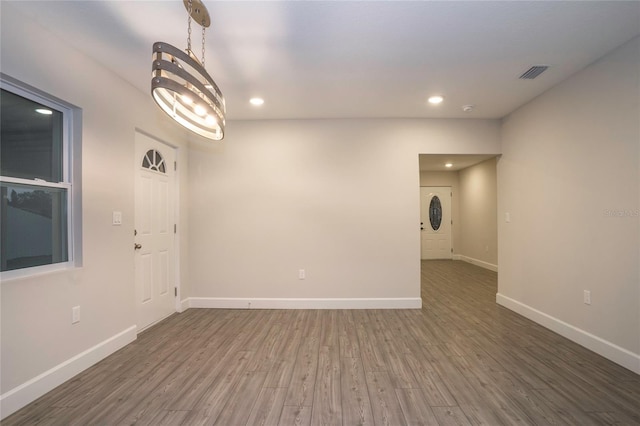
[72,306,80,324]
[298,269,306,280]
[583,290,591,305]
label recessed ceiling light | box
[35,108,53,115]
[250,97,264,106]
[428,95,444,105]
[445,163,453,168]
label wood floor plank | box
[264,311,306,388]
[369,310,419,389]
[213,371,267,426]
[396,309,439,346]
[395,388,439,426]
[284,336,319,408]
[365,371,406,426]
[431,406,473,426]
[246,387,288,426]
[529,343,640,420]
[167,347,252,411]
[246,323,286,372]
[319,310,339,347]
[179,350,253,424]
[310,345,341,426]
[140,409,191,426]
[278,405,312,426]
[18,406,72,426]
[340,357,374,426]
[441,346,556,425]
[240,310,279,352]
[403,351,457,407]
[115,364,203,425]
[338,310,361,358]
[45,370,124,410]
[303,310,323,339]
[460,328,551,391]
[529,388,604,426]
[418,345,506,425]
[71,360,179,425]
[509,344,618,413]
[353,310,387,373]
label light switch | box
[72,306,80,324]
[505,212,511,223]
[112,211,122,225]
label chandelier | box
[152,0,225,140]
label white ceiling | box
[6,1,640,121]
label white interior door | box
[420,187,452,260]
[134,132,176,332]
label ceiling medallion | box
[151,0,225,140]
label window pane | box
[0,89,63,182]
[429,196,442,231]
[142,149,166,173]
[1,183,68,271]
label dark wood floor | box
[4,260,640,425]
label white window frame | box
[0,76,78,280]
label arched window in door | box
[141,149,166,173]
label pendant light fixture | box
[152,0,225,140]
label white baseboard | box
[496,293,640,374]
[455,254,498,272]
[0,325,137,420]
[180,298,190,312]
[187,297,422,310]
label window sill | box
[0,262,79,283]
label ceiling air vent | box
[519,65,549,79]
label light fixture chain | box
[201,25,206,67]
[187,0,193,52]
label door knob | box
[134,243,142,250]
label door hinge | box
[174,224,177,234]
[451,248,453,253]
[174,287,177,297]
[174,161,177,171]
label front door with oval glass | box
[420,187,452,260]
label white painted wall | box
[188,119,500,306]
[0,4,191,416]
[459,158,498,268]
[498,37,640,372]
